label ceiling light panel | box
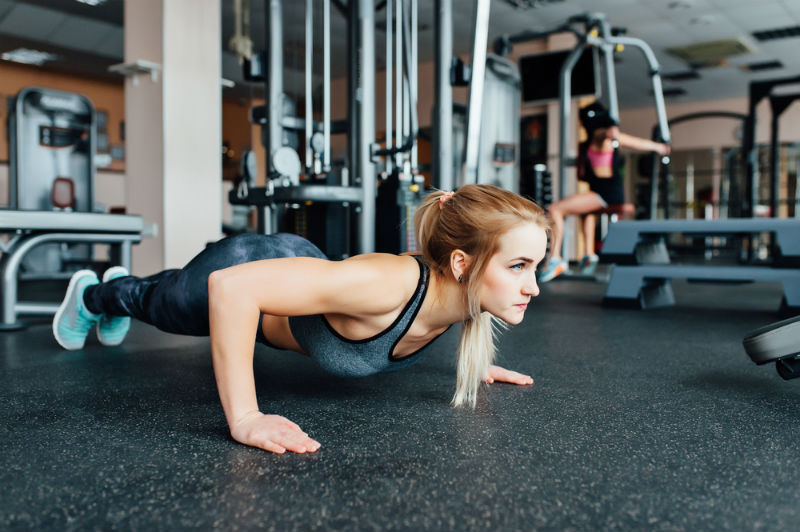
[1,47,58,65]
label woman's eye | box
[510,263,525,272]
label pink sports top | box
[586,146,614,169]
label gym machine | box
[2,87,146,330]
[638,112,748,260]
[645,111,747,222]
[228,0,500,256]
[495,12,671,261]
[743,75,800,219]
[229,0,358,259]
[228,0,431,257]
[452,54,522,193]
[7,87,98,276]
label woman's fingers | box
[261,440,287,454]
[233,413,321,454]
[486,365,534,385]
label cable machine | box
[495,12,671,260]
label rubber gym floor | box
[1,274,798,531]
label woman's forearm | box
[208,270,262,429]
[618,132,669,154]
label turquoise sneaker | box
[53,270,101,350]
[97,266,131,346]
[579,254,599,275]
[538,257,567,283]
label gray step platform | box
[601,218,800,311]
[604,264,800,310]
[601,218,800,263]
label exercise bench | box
[0,210,145,330]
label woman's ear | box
[449,249,471,283]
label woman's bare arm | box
[207,255,408,453]
[617,132,670,155]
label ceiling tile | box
[709,0,784,8]
[724,3,793,30]
[48,15,117,54]
[95,25,123,59]
[627,21,692,49]
[0,0,15,20]
[678,17,744,42]
[0,3,65,40]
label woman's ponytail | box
[414,185,551,408]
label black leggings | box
[82,233,327,339]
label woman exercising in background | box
[538,101,670,282]
[53,184,551,455]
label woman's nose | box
[523,273,539,297]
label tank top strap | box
[390,255,429,336]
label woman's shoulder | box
[337,253,422,311]
[342,253,421,285]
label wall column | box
[124,0,221,274]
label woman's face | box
[479,222,548,325]
[592,126,619,143]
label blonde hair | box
[414,184,551,407]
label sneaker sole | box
[539,262,566,283]
[102,266,129,283]
[52,270,97,350]
[581,262,599,275]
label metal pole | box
[395,0,403,169]
[267,0,283,164]
[770,107,779,218]
[463,0,491,185]
[597,16,619,120]
[305,0,313,172]
[433,0,453,190]
[385,0,393,175]
[558,37,587,203]
[359,0,376,253]
[410,0,418,170]
[323,0,331,170]
[649,156,659,219]
[557,38,586,258]
[605,35,670,144]
[347,0,359,183]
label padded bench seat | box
[592,203,635,217]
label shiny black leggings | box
[82,233,327,338]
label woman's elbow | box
[208,268,237,303]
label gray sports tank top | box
[288,256,446,377]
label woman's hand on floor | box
[230,411,321,454]
[483,364,534,386]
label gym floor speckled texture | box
[1,274,799,531]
